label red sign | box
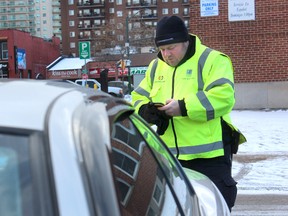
[82,73,88,79]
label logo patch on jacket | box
[157,75,164,81]
[186,69,192,76]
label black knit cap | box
[155,16,189,47]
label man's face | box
[159,41,189,67]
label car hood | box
[183,168,230,216]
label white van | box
[75,79,123,98]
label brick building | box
[0,29,61,79]
[190,0,288,109]
[60,0,190,57]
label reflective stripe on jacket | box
[132,35,245,160]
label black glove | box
[139,102,171,135]
[155,110,171,135]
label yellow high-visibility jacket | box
[132,35,246,160]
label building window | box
[70,32,75,37]
[68,0,74,5]
[94,30,101,36]
[184,20,189,28]
[172,8,179,14]
[172,0,178,1]
[117,35,124,41]
[84,20,91,27]
[162,0,168,2]
[115,179,132,205]
[162,8,168,15]
[133,22,141,28]
[83,9,90,16]
[94,20,101,26]
[70,42,76,48]
[93,8,100,15]
[116,0,122,4]
[69,10,74,16]
[84,31,91,38]
[184,8,189,16]
[112,148,138,178]
[69,21,75,26]
[117,11,123,17]
[1,42,8,60]
[109,8,115,14]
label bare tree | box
[91,14,155,56]
[128,17,155,48]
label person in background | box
[131,15,246,211]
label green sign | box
[79,42,90,59]
[130,66,148,75]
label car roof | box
[0,79,132,130]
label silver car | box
[0,79,230,216]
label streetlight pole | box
[125,16,132,95]
[125,10,148,94]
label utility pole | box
[125,16,132,95]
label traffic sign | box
[79,42,91,59]
[82,73,88,79]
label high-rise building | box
[52,0,62,39]
[60,0,190,57]
[0,0,60,39]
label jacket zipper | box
[171,67,179,158]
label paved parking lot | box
[232,154,288,216]
[232,194,288,216]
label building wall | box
[52,0,62,40]
[0,29,61,79]
[60,1,190,57]
[0,0,57,39]
[0,0,35,34]
[235,82,288,109]
[190,0,288,108]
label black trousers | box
[179,121,237,212]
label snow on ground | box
[230,109,288,194]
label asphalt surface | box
[232,194,288,216]
[231,154,288,216]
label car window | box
[110,115,198,216]
[129,115,199,214]
[75,80,97,89]
[0,131,56,216]
[0,133,35,216]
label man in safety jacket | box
[131,15,246,212]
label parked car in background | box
[75,79,124,98]
[0,79,230,216]
[108,80,134,95]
